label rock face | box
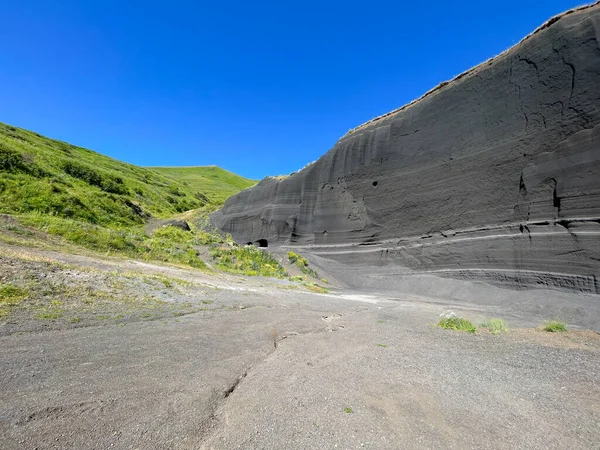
[212,3,600,293]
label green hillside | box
[0,121,251,267]
[150,166,256,205]
[0,121,216,226]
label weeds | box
[0,283,27,305]
[480,318,508,334]
[210,245,287,278]
[303,282,329,294]
[0,283,28,318]
[543,320,568,332]
[437,311,477,333]
[287,251,319,278]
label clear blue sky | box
[0,1,586,180]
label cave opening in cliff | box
[255,239,268,248]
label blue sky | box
[0,0,586,179]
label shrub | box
[437,311,477,333]
[0,146,27,172]
[543,320,568,332]
[63,161,128,195]
[63,161,104,187]
[168,185,185,197]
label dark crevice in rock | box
[523,225,532,241]
[553,184,561,213]
[223,370,248,398]
[519,173,528,195]
[519,57,540,75]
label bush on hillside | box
[287,251,319,278]
[62,161,129,195]
[211,245,287,278]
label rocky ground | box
[1,243,599,449]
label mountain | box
[212,3,600,293]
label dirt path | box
[1,243,599,449]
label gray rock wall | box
[212,4,600,293]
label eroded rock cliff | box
[212,3,600,293]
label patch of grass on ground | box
[8,215,209,270]
[287,251,319,279]
[0,283,28,318]
[0,254,219,331]
[0,283,27,305]
[543,320,568,332]
[480,318,508,334]
[376,343,388,348]
[142,226,208,269]
[437,311,477,333]
[303,282,329,294]
[289,275,304,282]
[210,245,287,278]
[344,407,353,414]
[35,310,64,320]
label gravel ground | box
[1,244,599,449]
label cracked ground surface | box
[1,244,599,449]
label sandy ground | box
[1,244,599,449]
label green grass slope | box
[0,121,217,227]
[149,166,256,205]
[0,121,252,268]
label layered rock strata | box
[212,3,600,293]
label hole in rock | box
[255,239,268,248]
[372,181,378,187]
[246,242,253,246]
[553,187,561,210]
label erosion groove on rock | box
[212,3,600,293]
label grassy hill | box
[0,121,251,267]
[0,121,216,226]
[150,166,256,205]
